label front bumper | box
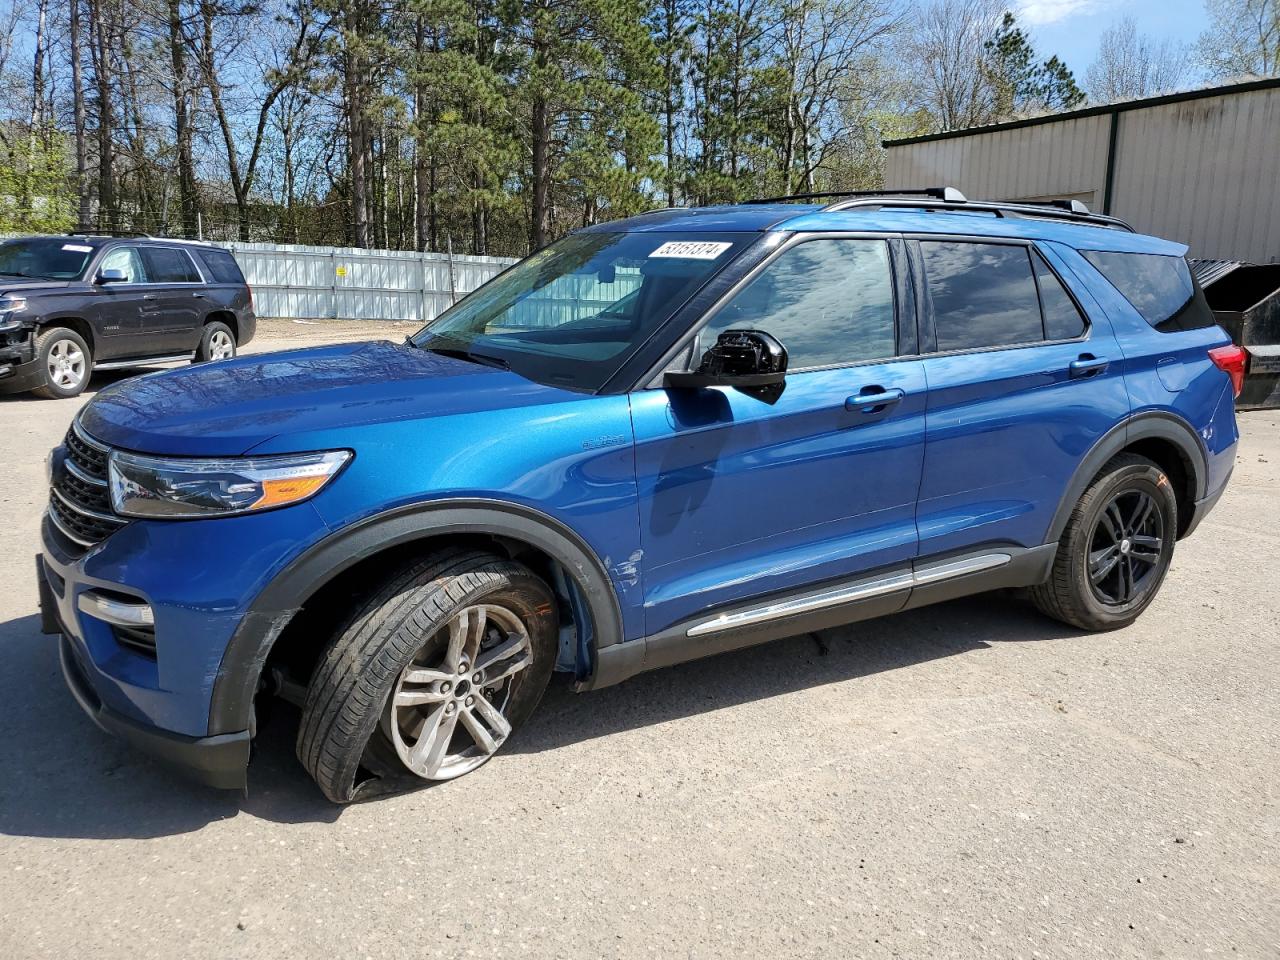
[57,631,250,789]
[37,495,331,790]
[39,550,251,789]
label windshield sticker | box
[62,244,93,253]
[648,241,732,260]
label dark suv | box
[38,191,1242,802]
[0,235,256,399]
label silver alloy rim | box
[383,603,532,781]
[209,330,235,360]
[47,339,86,389]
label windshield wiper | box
[421,343,510,370]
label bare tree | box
[69,0,92,230]
[898,0,1004,131]
[1198,0,1278,80]
[1086,17,1189,104]
[777,0,902,191]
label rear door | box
[630,235,928,636]
[914,237,1130,559]
[137,246,205,354]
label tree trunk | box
[168,0,199,237]
[69,0,91,231]
[89,0,117,230]
[346,39,370,248]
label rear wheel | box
[297,549,558,803]
[194,321,236,362]
[31,327,92,399]
[1031,453,1178,630]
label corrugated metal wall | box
[883,82,1280,263]
[223,241,517,322]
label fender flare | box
[1046,411,1208,544]
[207,499,625,736]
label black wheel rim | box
[1088,488,1165,606]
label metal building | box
[882,78,1280,264]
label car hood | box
[80,339,585,456]
[0,278,72,295]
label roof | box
[883,76,1280,148]
[593,204,1185,254]
[580,204,822,233]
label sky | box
[1019,0,1211,84]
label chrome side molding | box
[686,552,1012,638]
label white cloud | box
[1018,0,1107,26]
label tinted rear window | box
[921,241,1043,351]
[1032,251,1087,340]
[1081,250,1216,333]
[198,249,245,284]
[141,247,202,284]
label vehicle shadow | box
[0,594,1079,839]
[511,593,1080,756]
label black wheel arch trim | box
[1047,411,1207,544]
[207,498,626,736]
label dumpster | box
[1192,260,1280,409]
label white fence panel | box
[224,241,517,322]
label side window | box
[140,247,202,284]
[921,241,1043,351]
[98,246,146,283]
[699,238,896,369]
[198,249,245,284]
[1032,250,1087,340]
[1080,250,1216,333]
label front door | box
[630,236,927,636]
[91,245,150,360]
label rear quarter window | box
[198,249,245,285]
[1081,250,1217,333]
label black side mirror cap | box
[664,329,788,390]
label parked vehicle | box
[0,235,255,399]
[38,190,1242,802]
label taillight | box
[1208,344,1247,397]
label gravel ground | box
[0,322,1276,959]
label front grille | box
[48,421,129,549]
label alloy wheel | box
[209,330,235,360]
[47,339,86,390]
[1087,488,1165,605]
[382,603,533,780]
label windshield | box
[410,231,753,390]
[0,238,95,280]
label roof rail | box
[820,193,1134,231]
[66,229,153,239]
[746,187,967,205]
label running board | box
[94,355,192,371]
[686,552,1011,637]
[581,543,1058,692]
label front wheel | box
[297,549,558,803]
[1031,453,1178,630]
[31,327,93,399]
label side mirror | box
[665,329,788,395]
[96,268,128,284]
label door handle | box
[845,387,905,413]
[193,292,207,298]
[1069,355,1109,378]
[142,294,158,302]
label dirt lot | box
[1,321,1277,959]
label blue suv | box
[38,190,1244,802]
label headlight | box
[0,296,28,331]
[108,449,352,519]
